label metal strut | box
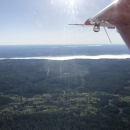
[104,27,112,44]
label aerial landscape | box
[1,0,130,129]
[0,45,130,129]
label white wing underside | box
[90,3,115,22]
[69,2,116,28]
[89,2,117,28]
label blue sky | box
[0,0,124,45]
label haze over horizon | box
[0,0,124,45]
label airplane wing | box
[90,0,130,25]
[69,0,130,49]
[90,0,130,49]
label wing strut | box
[104,27,112,44]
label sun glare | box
[69,0,74,6]
[113,0,119,3]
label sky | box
[0,0,124,45]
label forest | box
[0,59,130,129]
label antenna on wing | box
[103,27,112,44]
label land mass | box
[0,59,130,130]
